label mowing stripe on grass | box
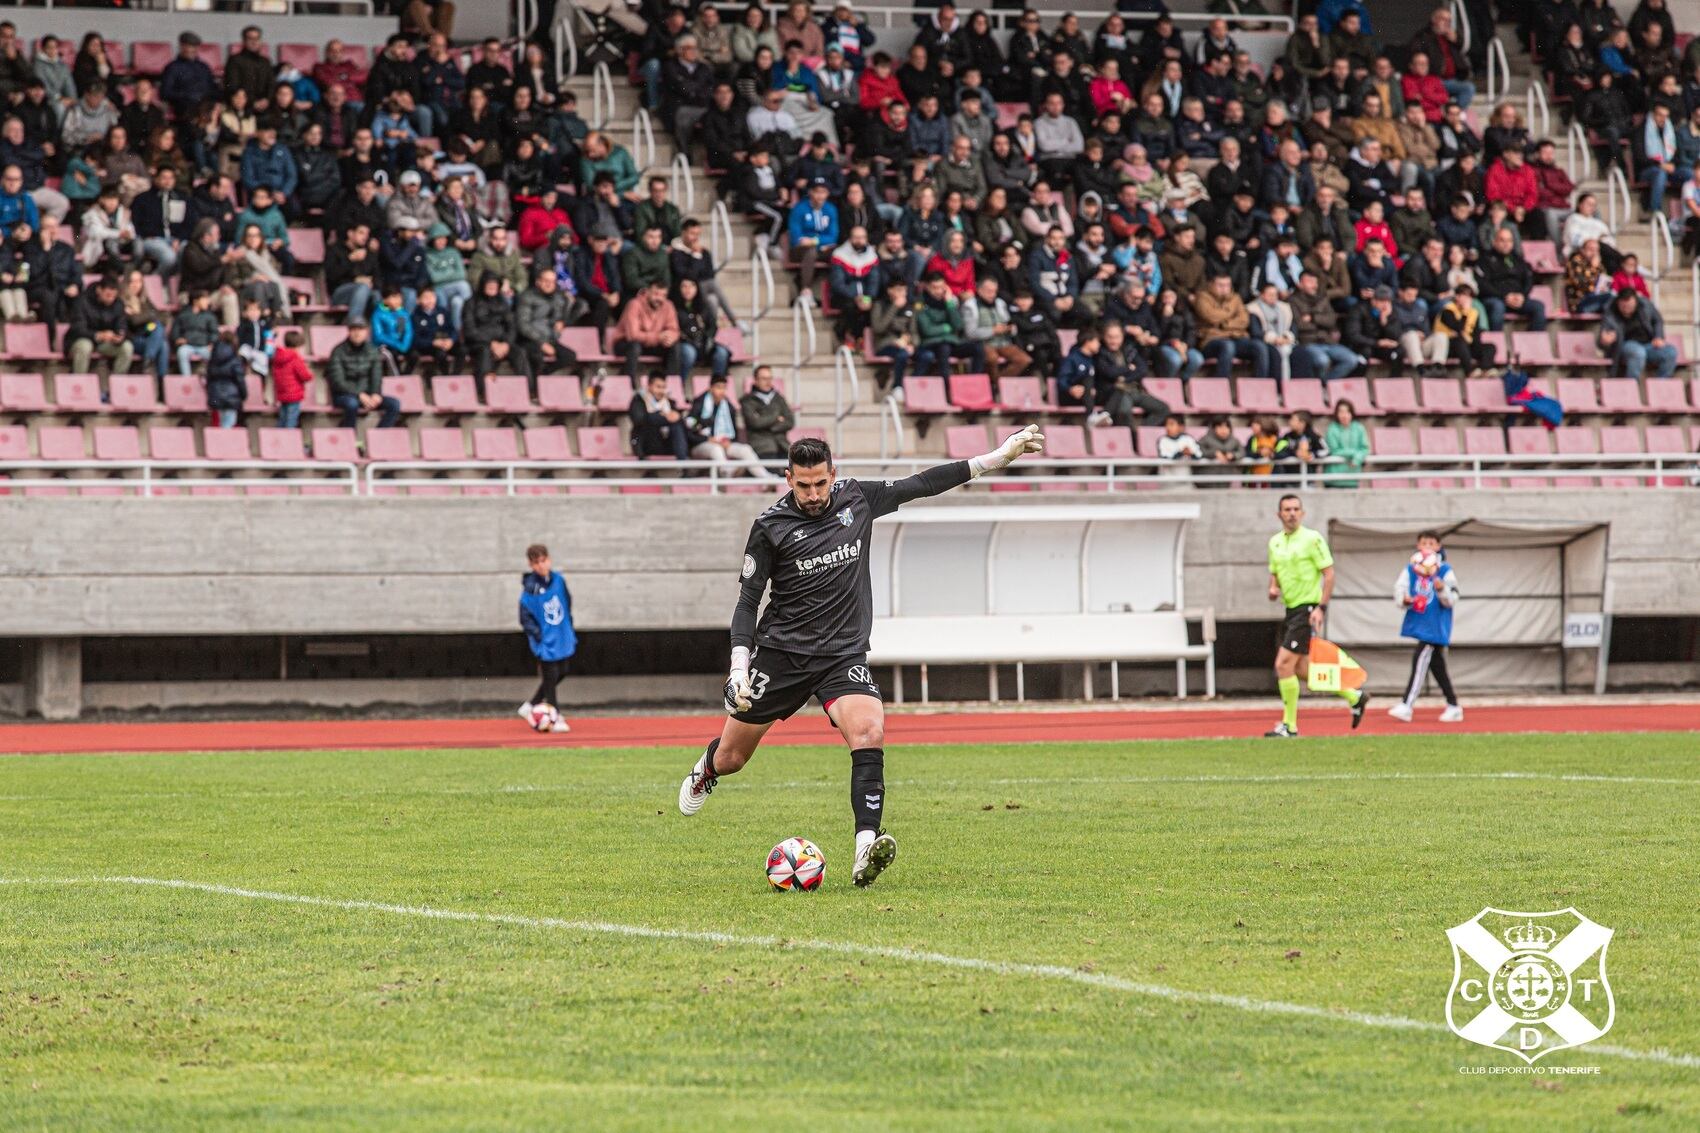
[1,874,1695,1071]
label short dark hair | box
[1417,530,1442,544]
[1279,493,1302,507]
[527,543,549,561]
[284,329,304,348]
[788,436,832,469]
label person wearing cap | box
[423,222,471,330]
[815,47,858,137]
[385,168,436,232]
[328,320,402,428]
[160,33,217,123]
[822,1,874,72]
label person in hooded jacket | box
[463,270,532,389]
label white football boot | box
[678,751,717,816]
[1263,722,1299,738]
[852,830,898,888]
[550,719,571,733]
[1440,704,1465,723]
[518,701,534,720]
[1387,702,1414,722]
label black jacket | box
[462,276,517,348]
[67,291,126,354]
[131,188,190,242]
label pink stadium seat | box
[130,41,173,75]
[717,326,752,363]
[996,376,1044,411]
[1528,284,1556,313]
[382,375,428,414]
[1511,331,1557,368]
[37,426,85,460]
[902,376,952,414]
[483,375,533,415]
[1416,426,1461,489]
[108,374,163,412]
[945,425,991,458]
[1553,426,1598,488]
[53,373,103,412]
[1463,426,1508,488]
[278,43,320,72]
[1522,241,1562,274]
[1283,378,1328,416]
[431,375,480,413]
[1597,426,1642,488]
[204,428,253,461]
[1477,330,1507,362]
[947,373,996,412]
[1,323,55,361]
[1235,377,1281,415]
[309,428,360,462]
[1044,378,1085,414]
[1045,424,1087,458]
[163,374,208,412]
[343,43,371,68]
[364,429,415,461]
[242,374,269,413]
[536,376,588,413]
[1419,377,1468,414]
[0,423,25,459]
[1645,425,1690,486]
[1464,378,1510,413]
[308,324,348,361]
[1328,377,1380,415]
[660,375,686,405]
[473,427,519,460]
[995,101,1028,130]
[147,426,197,459]
[143,275,173,311]
[196,42,224,74]
[1143,377,1188,413]
[1369,426,1415,488]
[1369,378,1419,415]
[522,426,572,459]
[561,326,617,363]
[575,426,624,460]
[1187,378,1234,415]
[1556,378,1601,414]
[1134,426,1165,457]
[1555,331,1609,367]
[1088,427,1134,458]
[287,227,326,265]
[788,427,828,444]
[420,427,467,460]
[1507,427,1553,489]
[0,372,48,411]
[1598,378,1643,412]
[595,374,635,413]
[259,428,307,461]
[93,426,141,460]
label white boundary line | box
[0,874,1695,1070]
[3,769,1698,805]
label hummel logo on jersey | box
[863,793,882,810]
[792,529,808,542]
[795,539,862,573]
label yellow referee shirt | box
[1268,525,1332,609]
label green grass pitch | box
[2,732,1697,1131]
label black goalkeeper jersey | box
[731,462,972,656]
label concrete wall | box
[1,490,1695,638]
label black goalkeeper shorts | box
[732,647,883,725]
[1280,604,1317,654]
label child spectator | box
[1275,409,1328,469]
[1247,415,1280,477]
[410,286,459,376]
[372,286,414,374]
[235,297,273,379]
[1155,414,1202,479]
[205,328,246,429]
[1354,199,1397,262]
[271,329,313,428]
[171,290,220,375]
[1609,253,1650,298]
[1198,417,1245,485]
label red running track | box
[0,702,1694,756]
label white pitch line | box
[2,769,1697,806]
[0,874,1694,1070]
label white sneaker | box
[890,385,905,405]
[518,701,534,720]
[1387,703,1414,722]
[1263,722,1298,738]
[737,319,753,335]
[1440,704,1465,723]
[678,752,717,816]
[1086,409,1112,427]
[852,831,898,888]
[550,719,572,733]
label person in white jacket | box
[1156,414,1202,479]
[1250,281,1297,382]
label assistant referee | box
[1265,494,1368,738]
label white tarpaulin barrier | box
[1326,519,1610,693]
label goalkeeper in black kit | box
[677,427,1046,887]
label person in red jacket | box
[1401,52,1449,123]
[517,188,574,252]
[857,51,907,114]
[1484,143,1541,237]
[924,229,977,297]
[1529,138,1577,244]
[272,329,314,428]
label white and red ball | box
[528,703,561,732]
[766,837,825,891]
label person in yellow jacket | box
[1432,281,1496,377]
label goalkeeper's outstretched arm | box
[870,425,1047,513]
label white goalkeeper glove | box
[969,424,1045,478]
[724,647,753,714]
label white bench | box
[869,610,1216,702]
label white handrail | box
[1486,36,1509,105]
[1650,212,1676,279]
[1605,165,1631,233]
[1690,260,1699,344]
[833,345,860,455]
[1525,78,1550,143]
[632,107,657,171]
[709,199,736,271]
[670,151,697,213]
[1451,0,1472,55]
[793,297,818,413]
[517,0,537,40]
[718,5,1292,34]
[1565,120,1593,184]
[590,61,615,131]
[552,8,577,86]
[879,393,904,458]
[0,459,360,496]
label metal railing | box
[1565,120,1594,185]
[749,243,776,354]
[1649,212,1676,279]
[879,393,904,459]
[709,199,736,271]
[1605,165,1631,234]
[0,460,360,495]
[631,106,657,171]
[713,4,1291,34]
[792,297,818,413]
[1525,77,1550,143]
[832,345,861,455]
[1486,36,1510,105]
[553,4,578,86]
[1450,0,1472,55]
[590,61,616,130]
[670,151,697,213]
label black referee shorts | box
[732,647,883,726]
[1280,604,1317,654]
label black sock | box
[702,737,720,777]
[851,747,885,833]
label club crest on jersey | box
[837,506,854,526]
[741,554,755,578]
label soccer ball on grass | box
[766,837,825,891]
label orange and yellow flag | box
[1307,637,1367,693]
